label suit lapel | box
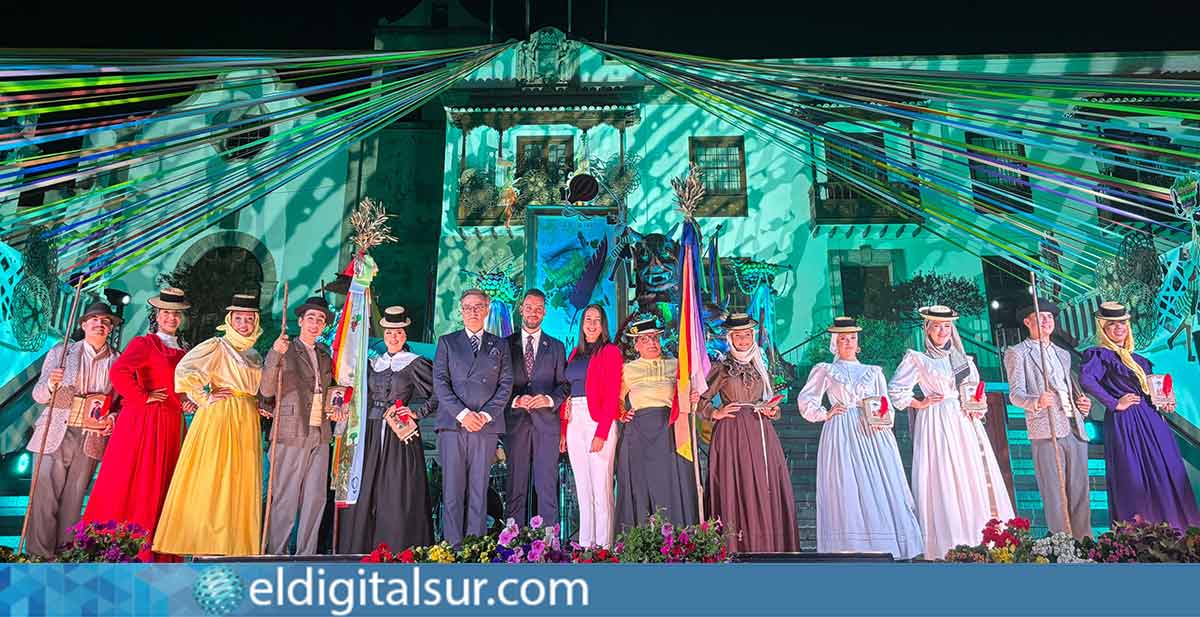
[291,341,314,386]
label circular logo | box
[192,566,245,616]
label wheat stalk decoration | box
[672,162,706,219]
[349,197,397,253]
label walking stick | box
[1029,273,1073,538]
[19,279,84,556]
[690,402,705,522]
[260,282,289,554]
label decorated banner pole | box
[260,282,289,554]
[1030,271,1073,538]
[19,277,83,556]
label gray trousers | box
[27,428,97,558]
[503,418,559,526]
[438,430,494,547]
[1031,433,1091,539]
[267,431,329,555]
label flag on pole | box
[330,255,377,507]
[673,219,710,461]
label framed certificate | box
[1148,374,1176,411]
[960,381,988,418]
[325,386,353,417]
[385,410,420,443]
[862,395,893,428]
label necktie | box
[470,334,481,355]
[525,335,536,377]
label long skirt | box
[706,408,800,553]
[153,394,262,556]
[815,407,923,559]
[1105,402,1200,529]
[83,400,184,561]
[615,406,699,532]
[338,417,434,553]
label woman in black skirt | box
[339,306,434,553]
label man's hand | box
[1075,395,1092,415]
[513,395,530,409]
[1036,392,1057,411]
[461,411,484,432]
[530,394,553,409]
[272,334,290,355]
[146,388,168,404]
[47,368,64,390]
[100,415,116,437]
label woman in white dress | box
[888,305,1015,560]
[798,316,923,559]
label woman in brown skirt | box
[693,313,798,553]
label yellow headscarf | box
[1095,317,1149,395]
[217,311,263,352]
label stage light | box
[103,288,131,306]
[991,300,1001,310]
[14,453,29,476]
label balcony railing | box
[812,180,921,225]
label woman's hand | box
[828,404,848,417]
[208,386,233,404]
[559,434,567,454]
[689,390,701,405]
[1115,393,1141,411]
[759,405,781,420]
[145,388,168,404]
[910,393,944,410]
[712,404,740,420]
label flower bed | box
[944,516,1200,563]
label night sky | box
[3,0,1198,58]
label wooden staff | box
[690,401,705,523]
[19,278,84,556]
[1030,272,1073,538]
[260,282,289,554]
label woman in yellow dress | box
[154,294,265,556]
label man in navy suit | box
[504,289,569,527]
[433,288,513,547]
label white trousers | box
[566,396,618,547]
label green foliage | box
[803,318,913,374]
[891,271,985,323]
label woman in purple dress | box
[1079,301,1200,529]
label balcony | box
[811,180,921,225]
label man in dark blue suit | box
[504,289,569,527]
[433,289,513,546]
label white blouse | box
[796,360,888,422]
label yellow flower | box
[1034,556,1050,564]
[988,547,1014,563]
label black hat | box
[380,305,412,329]
[148,287,191,310]
[918,305,959,322]
[80,301,122,326]
[1096,301,1132,322]
[827,316,862,333]
[294,296,335,323]
[724,312,759,332]
[625,314,664,338]
[225,293,260,313]
[1015,297,1060,321]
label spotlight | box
[991,300,1001,310]
[103,288,131,306]
[15,453,30,477]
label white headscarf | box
[921,318,971,387]
[372,349,420,373]
[828,332,860,361]
[726,330,773,401]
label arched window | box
[180,246,264,344]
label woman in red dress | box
[83,288,192,561]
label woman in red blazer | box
[83,288,192,561]
[560,304,623,548]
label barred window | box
[965,131,1034,214]
[688,136,747,217]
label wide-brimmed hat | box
[919,305,959,322]
[1096,301,1132,322]
[625,314,664,338]
[148,287,190,310]
[80,301,122,326]
[1015,297,1060,322]
[380,305,412,329]
[827,316,862,333]
[724,312,759,332]
[294,296,335,323]
[225,293,260,313]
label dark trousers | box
[438,430,494,546]
[503,417,560,526]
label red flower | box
[398,548,415,563]
[1006,517,1031,532]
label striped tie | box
[525,335,535,377]
[470,334,481,355]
